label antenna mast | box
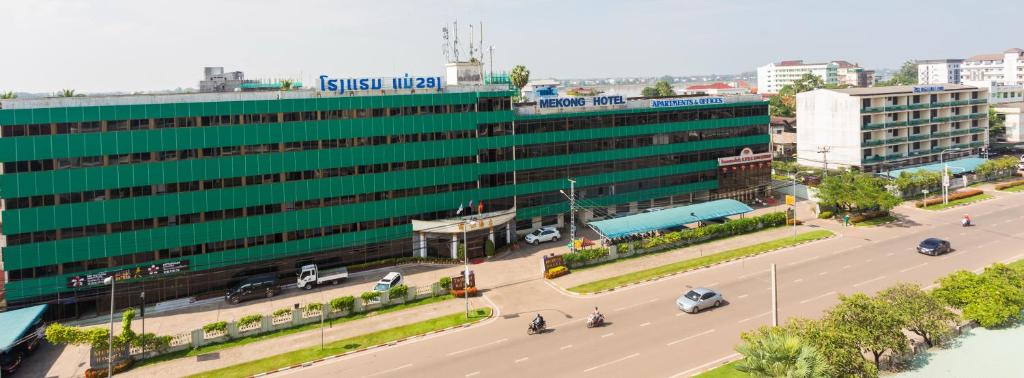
[452,20,460,62]
[441,25,451,63]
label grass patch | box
[922,193,994,210]
[187,308,490,378]
[854,215,897,227]
[135,294,454,369]
[1000,185,1024,193]
[694,360,747,377]
[568,230,834,294]
[572,226,782,272]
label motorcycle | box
[528,320,546,335]
[961,218,972,227]
[586,313,605,328]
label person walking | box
[843,214,850,227]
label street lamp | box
[559,178,577,254]
[103,276,115,378]
[939,148,963,205]
[462,219,471,318]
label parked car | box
[525,226,561,245]
[225,274,281,304]
[676,287,723,313]
[373,272,404,292]
[917,238,951,256]
[297,264,348,290]
[642,207,667,213]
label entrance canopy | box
[883,156,986,178]
[588,199,754,239]
[0,304,46,352]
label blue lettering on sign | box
[536,87,558,97]
[912,86,945,93]
[319,74,442,94]
[538,95,626,109]
[650,97,725,108]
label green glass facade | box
[0,89,768,315]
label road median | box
[567,230,834,294]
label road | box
[271,193,1024,378]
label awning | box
[883,156,987,178]
[0,304,47,353]
[588,199,754,239]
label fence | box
[89,283,448,368]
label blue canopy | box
[883,156,987,178]
[0,304,47,352]
[588,199,754,239]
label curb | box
[563,234,837,296]
[248,310,493,377]
[917,194,996,212]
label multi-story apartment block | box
[796,85,989,173]
[961,48,1024,86]
[757,60,839,94]
[916,59,963,85]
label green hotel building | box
[0,76,769,317]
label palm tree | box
[0,91,15,99]
[58,89,76,97]
[509,65,530,101]
[735,329,828,378]
[280,79,294,91]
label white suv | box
[525,227,561,245]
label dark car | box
[225,274,281,304]
[917,238,951,256]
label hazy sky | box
[2,0,1022,93]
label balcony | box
[863,155,886,163]
[931,147,946,153]
[931,116,952,123]
[883,137,908,145]
[968,113,988,119]
[885,153,907,161]
[907,118,931,126]
[862,139,886,147]
[951,143,970,149]
[950,115,970,121]
[950,129,971,136]
[863,122,887,130]
[909,150,931,157]
[968,99,987,105]
[970,141,985,147]
[908,103,929,110]
[931,131,951,138]
[969,127,986,134]
[862,106,886,113]
[931,101,953,107]
[949,100,971,106]
[908,134,931,141]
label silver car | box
[676,287,723,313]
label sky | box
[1,0,1023,93]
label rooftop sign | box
[318,74,443,94]
[718,147,772,166]
[538,95,626,109]
[912,85,945,93]
[651,97,725,108]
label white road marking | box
[582,353,640,373]
[819,271,828,276]
[601,332,615,338]
[666,353,741,378]
[707,282,720,287]
[666,329,717,346]
[865,258,874,263]
[465,372,480,377]
[842,265,853,270]
[959,232,968,236]
[924,283,939,290]
[973,267,985,273]
[738,270,768,279]
[853,276,886,288]
[940,254,955,260]
[560,344,573,350]
[900,262,929,273]
[800,291,837,304]
[446,338,508,356]
[639,322,651,327]
[886,252,894,256]
[1001,254,1024,264]
[738,312,771,324]
[515,357,529,363]
[649,298,659,303]
[365,364,413,377]
[737,294,750,299]
[792,278,804,283]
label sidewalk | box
[122,295,489,377]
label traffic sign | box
[785,195,795,205]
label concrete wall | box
[795,90,861,169]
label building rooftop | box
[967,53,1007,62]
[916,59,965,64]
[685,82,734,90]
[823,84,979,96]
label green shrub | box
[849,210,889,224]
[237,314,263,328]
[132,333,172,353]
[818,211,833,219]
[631,212,788,252]
[305,302,323,312]
[485,239,495,257]
[272,308,293,318]
[202,321,228,334]
[563,247,609,266]
[388,284,409,301]
[544,266,570,279]
[329,296,355,313]
[361,291,381,303]
[439,276,452,290]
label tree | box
[817,170,902,212]
[875,61,918,87]
[932,264,1024,328]
[975,156,1019,180]
[784,318,878,377]
[893,170,941,198]
[58,89,76,97]
[768,73,846,117]
[989,107,1005,137]
[768,94,795,117]
[641,80,676,97]
[0,91,15,99]
[735,326,829,377]
[280,79,294,91]
[825,293,909,369]
[877,283,959,347]
[509,65,530,100]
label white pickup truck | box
[297,264,349,290]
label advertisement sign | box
[717,148,773,166]
[318,74,443,94]
[67,260,191,288]
[538,95,626,109]
[912,85,945,93]
[651,97,724,108]
[536,87,558,97]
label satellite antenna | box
[468,24,475,61]
[441,25,451,63]
[452,20,460,62]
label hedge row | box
[916,188,983,207]
[995,179,1024,190]
[563,248,609,266]
[849,210,889,224]
[634,212,787,251]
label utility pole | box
[817,146,831,176]
[770,263,778,327]
[463,220,470,318]
[568,178,577,254]
[140,291,145,357]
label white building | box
[916,59,963,84]
[961,48,1024,86]
[757,60,839,94]
[993,102,1024,142]
[796,85,989,173]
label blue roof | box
[884,156,987,178]
[0,304,47,352]
[589,199,754,239]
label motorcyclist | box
[592,307,602,319]
[590,307,603,325]
[962,214,971,226]
[532,314,545,328]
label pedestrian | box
[843,214,850,227]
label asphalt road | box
[272,194,1024,378]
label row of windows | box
[0,97,512,137]
[513,105,767,135]
[512,147,753,186]
[3,129,477,174]
[4,155,478,210]
[5,179,476,246]
[516,171,717,209]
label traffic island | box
[566,230,835,294]
[187,308,493,378]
